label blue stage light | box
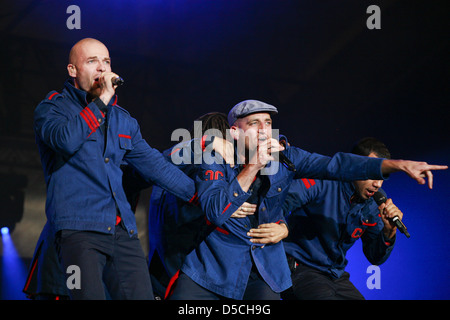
[1,226,28,299]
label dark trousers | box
[56,224,154,300]
[282,262,365,300]
[170,270,281,300]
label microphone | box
[373,191,410,238]
[112,76,124,86]
[275,136,296,172]
[273,152,296,172]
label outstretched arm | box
[381,159,448,189]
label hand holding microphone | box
[263,137,296,171]
[98,72,124,105]
[373,191,410,238]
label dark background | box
[0,0,448,300]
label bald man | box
[33,38,196,299]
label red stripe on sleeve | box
[81,109,97,130]
[80,110,95,131]
[221,202,231,214]
[301,178,311,189]
[84,107,100,128]
[188,192,199,205]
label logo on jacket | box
[205,170,223,181]
[351,228,365,239]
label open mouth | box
[366,189,376,197]
[92,78,101,88]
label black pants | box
[170,270,281,300]
[282,262,365,300]
[55,224,154,300]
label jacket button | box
[277,187,282,192]
[233,192,238,197]
[98,118,102,124]
[130,230,134,234]
[252,245,257,250]
[104,157,110,163]
[107,226,112,231]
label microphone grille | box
[373,191,387,205]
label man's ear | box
[67,64,77,77]
[229,125,239,140]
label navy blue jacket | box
[182,145,387,299]
[283,178,395,278]
[34,80,195,236]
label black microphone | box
[275,136,296,172]
[373,191,410,238]
[112,76,124,86]
[273,151,296,172]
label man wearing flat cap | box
[169,99,447,300]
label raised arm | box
[381,159,448,189]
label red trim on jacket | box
[201,135,207,151]
[48,92,59,100]
[188,192,199,206]
[164,270,180,300]
[205,218,230,235]
[80,107,100,134]
[221,202,231,215]
[301,178,316,189]
[23,255,39,292]
[80,110,95,131]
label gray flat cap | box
[227,99,278,125]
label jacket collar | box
[64,79,89,106]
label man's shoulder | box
[44,90,63,101]
[35,91,68,114]
[114,104,131,116]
